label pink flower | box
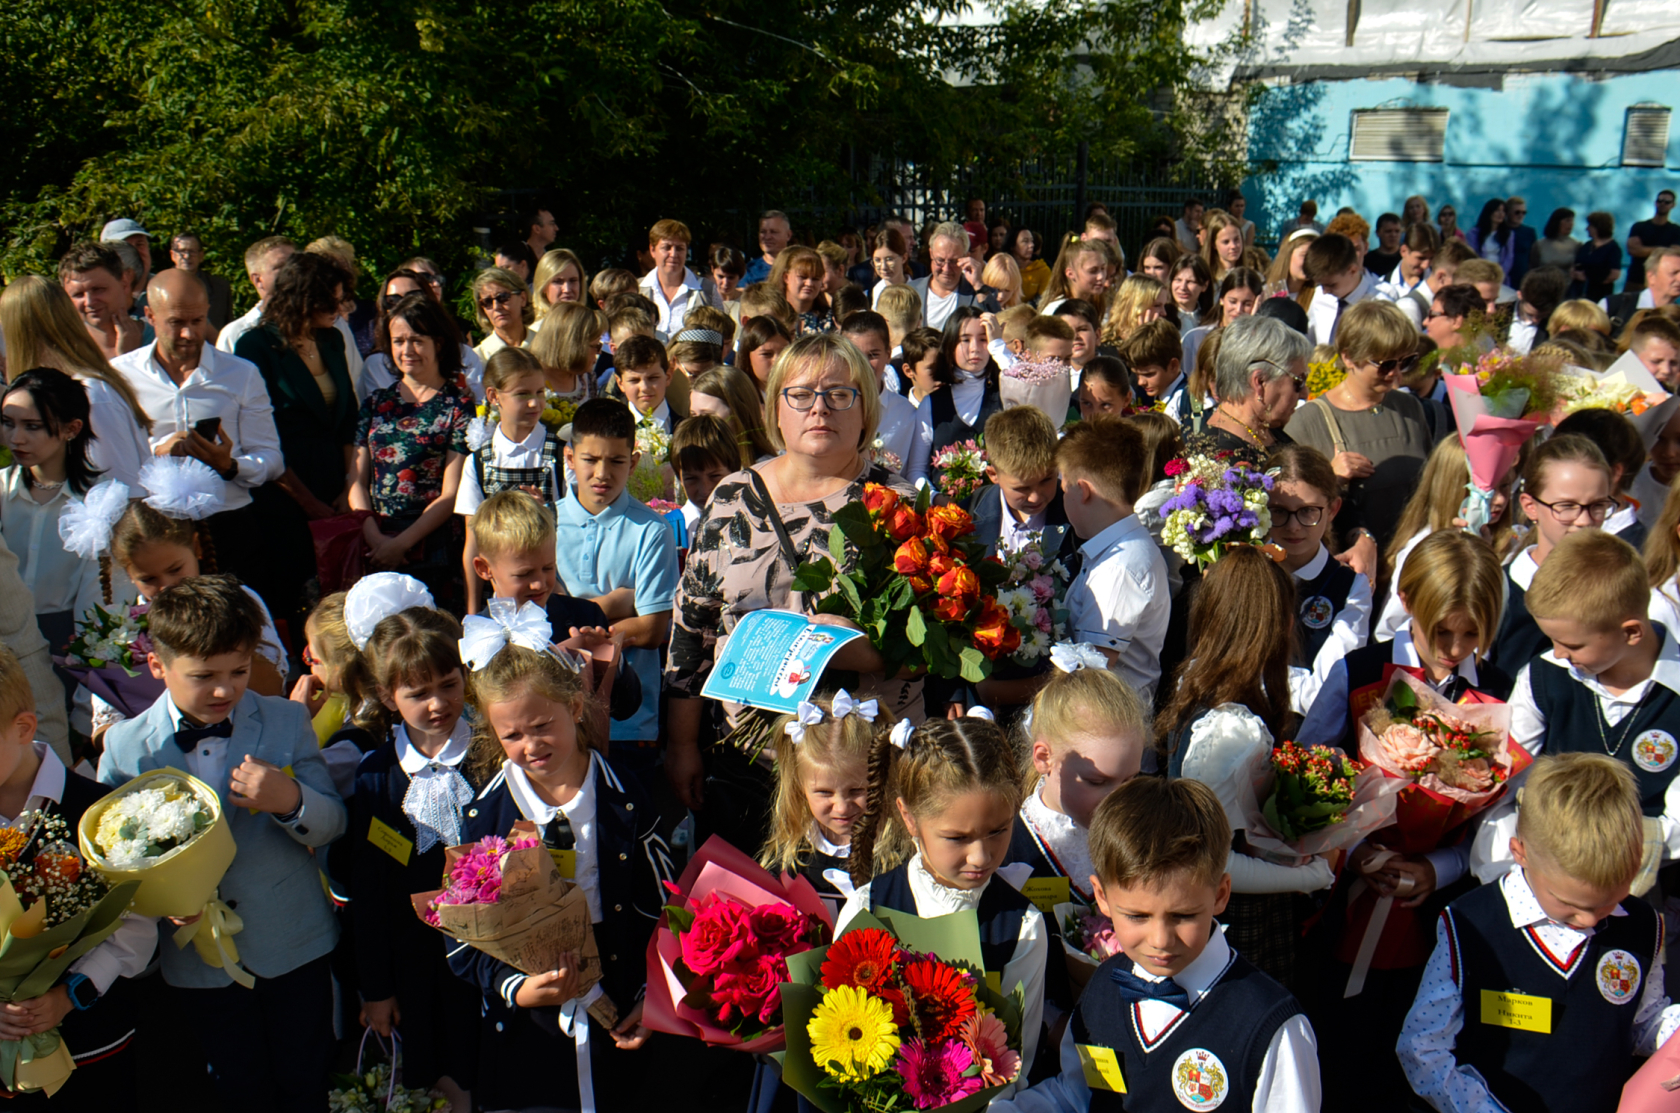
[1452,757,1496,792]
[896,1038,983,1109]
[1030,574,1054,603]
[1079,913,1122,960]
[1021,549,1044,571]
[1378,723,1441,773]
[1034,607,1053,633]
[748,902,810,953]
[961,1013,1022,1088]
[681,897,752,976]
[712,952,787,1026]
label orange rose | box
[927,551,957,579]
[926,504,976,542]
[893,537,930,575]
[885,504,924,542]
[925,532,950,556]
[862,484,899,517]
[972,599,1020,659]
[931,596,968,623]
[937,565,981,606]
[908,575,934,595]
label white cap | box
[100,218,149,240]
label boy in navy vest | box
[1399,753,1680,1113]
[993,776,1322,1113]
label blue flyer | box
[700,609,865,714]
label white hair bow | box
[344,573,435,651]
[57,479,130,560]
[459,598,554,671]
[1049,642,1108,674]
[139,456,224,521]
[784,701,825,744]
[465,415,495,453]
[831,689,878,722]
[966,706,996,722]
[890,719,915,750]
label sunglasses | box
[478,291,520,310]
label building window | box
[1623,106,1671,168]
[1349,109,1449,162]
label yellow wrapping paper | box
[13,1037,72,1097]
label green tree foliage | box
[0,0,1240,300]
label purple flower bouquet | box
[1159,454,1277,570]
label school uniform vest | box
[1615,516,1650,552]
[1069,950,1301,1112]
[870,863,1029,976]
[1492,569,1547,673]
[1445,882,1660,1113]
[474,431,562,509]
[1293,558,1359,669]
[1528,654,1680,817]
[928,380,1003,462]
[1343,641,1515,713]
[799,846,852,906]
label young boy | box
[1628,315,1680,390]
[1118,318,1185,419]
[995,776,1321,1113]
[614,334,686,434]
[843,310,931,482]
[739,283,797,335]
[98,575,345,1112]
[557,399,680,775]
[988,303,1038,370]
[1077,356,1134,421]
[1402,752,1678,1113]
[671,414,738,536]
[1057,417,1170,700]
[899,326,945,406]
[877,284,924,359]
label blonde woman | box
[1101,275,1171,346]
[978,253,1023,310]
[470,267,533,361]
[528,301,604,402]
[1264,229,1318,298]
[0,276,153,489]
[529,248,588,327]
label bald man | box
[112,270,285,605]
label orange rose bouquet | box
[792,483,1014,681]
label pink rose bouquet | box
[998,358,1073,429]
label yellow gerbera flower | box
[808,984,900,1081]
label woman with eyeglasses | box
[361,268,488,402]
[1285,299,1431,552]
[470,267,532,362]
[663,333,925,814]
[1183,314,1307,468]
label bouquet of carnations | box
[999,358,1073,429]
[411,822,615,1027]
[792,483,1014,683]
[1053,903,1121,993]
[55,601,167,720]
[1158,455,1277,571]
[630,418,675,503]
[78,769,247,983]
[994,535,1071,667]
[1442,348,1561,531]
[930,439,989,502]
[0,812,140,1097]
[644,836,833,1052]
[780,909,1026,1112]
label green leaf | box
[792,558,834,594]
[835,574,863,617]
[905,605,928,647]
[663,904,696,933]
[958,645,989,683]
[832,503,876,546]
[828,523,848,567]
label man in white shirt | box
[1374,222,1442,325]
[908,223,976,331]
[218,235,364,390]
[1304,233,1376,347]
[1174,198,1205,255]
[636,219,717,334]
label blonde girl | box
[980,252,1024,310]
[840,713,1047,1094]
[528,301,605,402]
[1264,229,1318,298]
[1099,274,1171,347]
[531,248,589,322]
[455,615,671,1111]
[762,689,891,913]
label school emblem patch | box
[1633,731,1678,773]
[1172,1048,1229,1110]
[1597,949,1642,1004]
[1301,596,1335,630]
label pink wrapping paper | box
[1442,373,1545,493]
[1619,1029,1680,1111]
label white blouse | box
[0,470,102,616]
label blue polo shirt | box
[554,487,679,741]
[742,257,773,287]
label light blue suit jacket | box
[98,692,346,988]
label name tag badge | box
[367,816,413,866]
[1020,876,1071,916]
[1480,989,1552,1034]
[1076,1044,1127,1093]
[550,848,577,879]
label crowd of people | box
[0,180,1677,1113]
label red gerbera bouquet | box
[780,910,1026,1112]
[792,483,1015,682]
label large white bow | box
[57,479,130,559]
[784,701,825,744]
[139,456,223,520]
[890,719,915,750]
[1049,642,1108,674]
[459,598,553,671]
[831,689,878,722]
[344,573,435,650]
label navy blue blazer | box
[970,485,1077,567]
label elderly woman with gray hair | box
[1182,314,1310,466]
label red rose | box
[893,537,930,575]
[972,599,1021,659]
[884,504,924,542]
[931,596,968,623]
[927,551,956,579]
[680,898,750,977]
[908,575,934,595]
[861,484,899,517]
[926,504,975,542]
[936,565,980,606]
[711,952,788,1026]
[1163,457,1187,477]
[748,903,810,953]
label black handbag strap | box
[747,467,805,580]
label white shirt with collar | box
[994,928,1321,1113]
[0,471,102,616]
[1509,544,1539,592]
[218,305,366,395]
[1375,263,1428,303]
[112,341,285,512]
[455,421,559,516]
[1398,867,1680,1113]
[875,389,933,485]
[638,268,704,335]
[632,398,675,436]
[503,756,603,922]
[394,718,473,848]
[1285,544,1374,716]
[163,698,235,789]
[1,743,156,994]
[996,485,1049,557]
[1306,270,1377,347]
[1373,528,1431,640]
[1067,515,1171,701]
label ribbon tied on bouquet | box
[460,599,554,671]
[174,891,256,989]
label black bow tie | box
[1110,964,1192,1010]
[174,718,234,752]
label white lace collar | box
[1020,780,1095,901]
[907,851,989,915]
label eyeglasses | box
[478,291,520,310]
[381,293,413,310]
[781,386,860,411]
[1256,359,1307,390]
[1269,504,1325,527]
[1529,496,1617,523]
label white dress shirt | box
[993,928,1322,1113]
[455,422,559,516]
[1652,573,1680,644]
[218,305,366,396]
[1067,515,1171,700]
[638,269,706,335]
[1374,263,1429,304]
[1,743,156,994]
[359,345,485,403]
[111,341,285,511]
[1307,270,1377,347]
[996,485,1049,557]
[164,697,235,789]
[1285,545,1374,715]
[875,389,932,485]
[837,853,1047,1096]
[504,756,603,922]
[1397,868,1680,1113]
[76,376,152,492]
[0,472,102,616]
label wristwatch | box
[64,973,98,1011]
[215,460,240,482]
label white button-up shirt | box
[1067,514,1171,700]
[638,268,705,335]
[455,422,559,516]
[504,756,603,923]
[996,484,1049,556]
[1307,270,1377,347]
[112,341,284,511]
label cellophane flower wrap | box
[77,768,247,983]
[780,908,1027,1112]
[55,601,166,719]
[1052,903,1121,994]
[1442,347,1560,532]
[0,811,139,1097]
[1263,741,1365,840]
[993,535,1071,667]
[929,439,989,502]
[1159,454,1276,570]
[644,835,834,1052]
[792,483,1014,683]
[630,417,674,503]
[870,437,904,476]
[998,358,1073,430]
[1556,352,1680,447]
